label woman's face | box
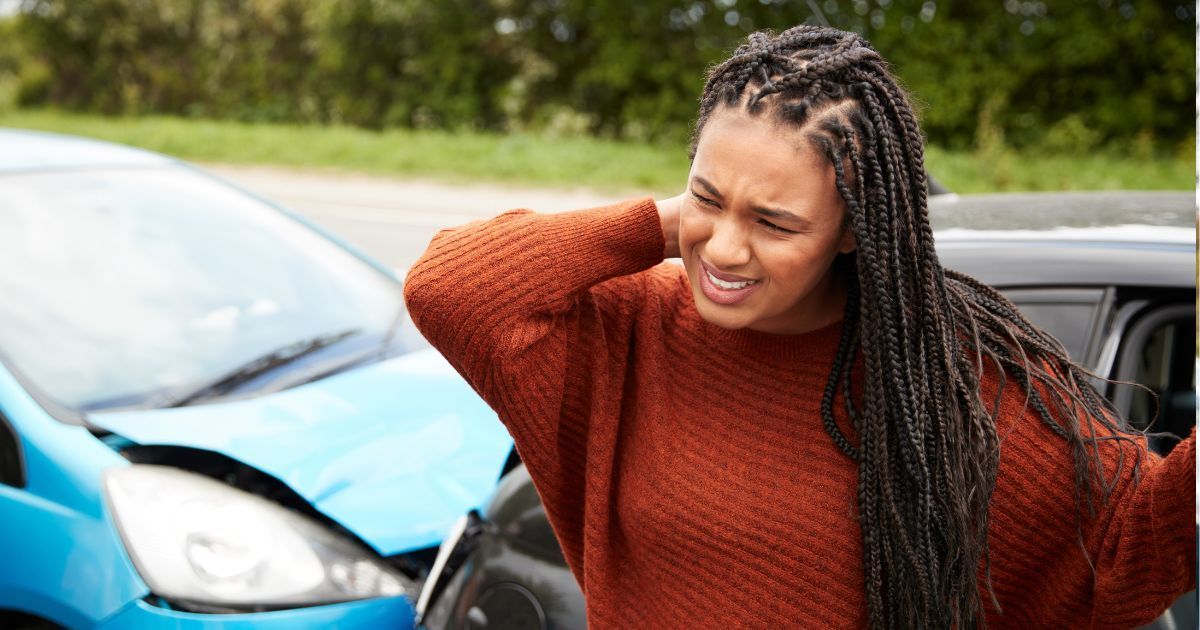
[680,108,856,334]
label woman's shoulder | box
[646,260,689,293]
[588,261,688,311]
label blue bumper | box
[95,597,414,629]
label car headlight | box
[103,464,409,610]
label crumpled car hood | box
[88,349,513,556]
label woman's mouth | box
[698,261,761,305]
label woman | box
[405,26,1195,628]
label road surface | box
[204,164,644,271]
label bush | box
[1041,114,1102,155]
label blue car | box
[0,129,515,628]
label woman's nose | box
[704,219,752,268]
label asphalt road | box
[204,164,629,271]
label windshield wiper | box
[152,328,363,408]
[278,305,411,390]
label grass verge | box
[0,109,1192,194]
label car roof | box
[929,190,1193,232]
[0,128,174,172]
[932,192,1195,289]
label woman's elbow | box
[402,258,441,330]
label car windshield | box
[0,165,423,413]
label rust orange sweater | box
[404,198,1196,628]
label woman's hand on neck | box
[655,192,686,259]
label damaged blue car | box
[0,129,515,628]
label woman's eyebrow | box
[752,204,811,228]
[693,175,812,228]
[692,175,723,198]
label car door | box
[1108,297,1197,630]
[1002,285,1197,450]
[1108,301,1195,454]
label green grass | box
[0,109,690,193]
[0,109,1192,194]
[925,145,1194,193]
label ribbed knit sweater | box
[404,197,1197,628]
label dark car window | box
[1003,288,1107,363]
[0,412,23,487]
[1111,305,1196,455]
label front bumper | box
[95,596,415,629]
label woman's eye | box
[758,219,796,234]
[691,192,719,207]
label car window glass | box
[1007,303,1094,361]
[0,167,414,412]
[1125,316,1195,451]
[1004,288,1104,362]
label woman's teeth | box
[706,270,757,290]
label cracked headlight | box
[104,464,409,610]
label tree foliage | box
[12,0,516,129]
[6,0,1194,152]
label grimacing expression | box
[679,107,856,334]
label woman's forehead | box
[696,107,825,166]
[691,109,837,206]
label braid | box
[692,26,1152,629]
[821,262,860,460]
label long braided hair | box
[692,26,1150,629]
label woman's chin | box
[692,291,755,330]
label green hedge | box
[3,0,1194,154]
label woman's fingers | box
[655,192,686,258]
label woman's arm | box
[402,197,670,475]
[982,368,1196,627]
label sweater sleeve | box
[984,366,1197,628]
[1087,426,1196,626]
[402,197,665,479]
